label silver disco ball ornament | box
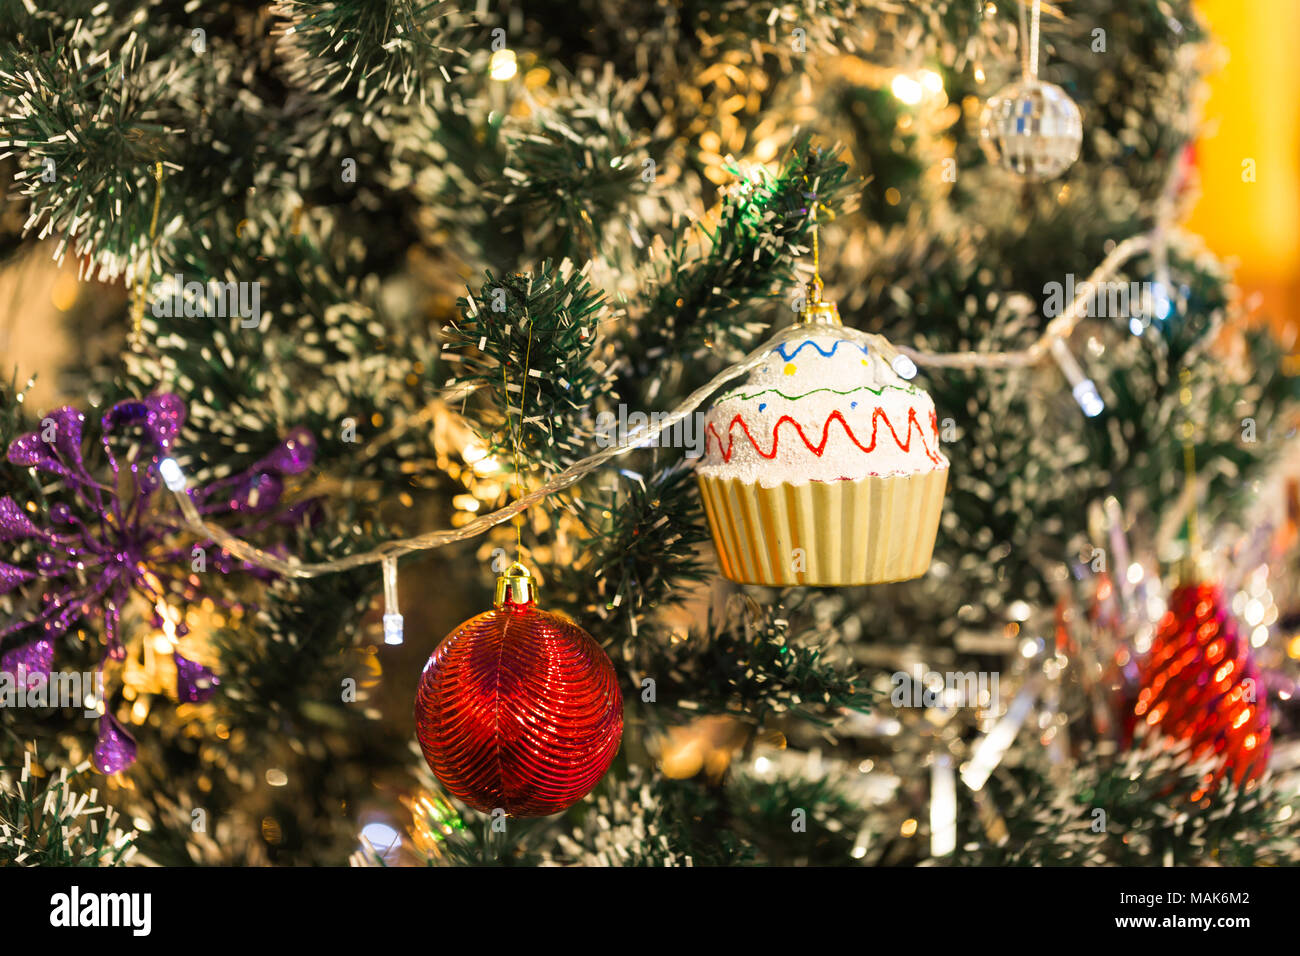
[979,78,1082,181]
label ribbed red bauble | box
[414,564,622,817]
[1133,581,1271,789]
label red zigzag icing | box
[706,407,946,466]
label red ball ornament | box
[1133,582,1271,789]
[414,564,622,817]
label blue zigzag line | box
[771,339,871,361]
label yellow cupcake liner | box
[696,469,948,587]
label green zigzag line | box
[719,383,921,403]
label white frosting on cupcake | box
[697,331,949,486]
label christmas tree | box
[2,0,1298,869]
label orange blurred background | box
[1188,0,1300,341]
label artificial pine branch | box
[626,135,854,384]
[271,0,466,108]
[0,39,180,276]
[637,602,874,724]
[442,263,610,473]
[0,741,138,866]
[552,462,712,647]
[952,737,1299,867]
[493,71,665,263]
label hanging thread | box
[130,162,164,350]
[811,211,821,296]
[800,196,839,324]
[1029,0,1041,80]
[1018,0,1041,80]
[501,293,536,561]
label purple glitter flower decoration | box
[1,393,317,747]
[174,651,220,704]
[0,560,34,595]
[0,497,41,540]
[0,635,53,689]
[92,713,137,774]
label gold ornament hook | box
[798,219,841,326]
[495,561,536,606]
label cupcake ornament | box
[696,276,949,586]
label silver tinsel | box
[979,78,1083,181]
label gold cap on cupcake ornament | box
[800,275,841,326]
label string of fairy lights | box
[138,0,1194,643]
[156,215,1181,639]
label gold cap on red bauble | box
[494,561,535,606]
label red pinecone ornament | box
[414,565,622,817]
[1133,582,1271,788]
